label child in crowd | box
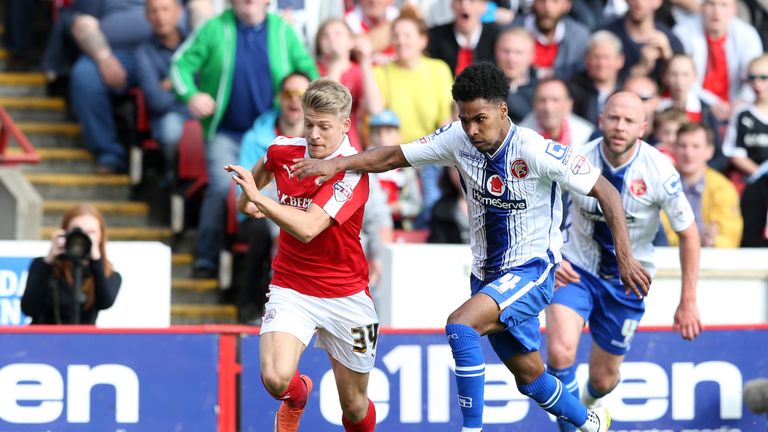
[653,106,689,163]
[367,110,422,230]
[723,54,768,179]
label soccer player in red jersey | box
[226,78,377,432]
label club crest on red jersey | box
[486,174,506,196]
[510,159,529,179]
[333,180,353,202]
[629,178,647,197]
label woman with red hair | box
[22,204,121,324]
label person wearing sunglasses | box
[723,54,768,178]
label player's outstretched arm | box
[588,176,652,298]
[291,145,410,184]
[673,223,703,341]
[227,164,332,243]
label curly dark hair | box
[452,62,509,104]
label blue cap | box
[369,110,400,128]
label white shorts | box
[261,285,380,373]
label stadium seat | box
[171,119,207,234]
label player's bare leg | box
[328,356,376,431]
[545,304,587,431]
[583,342,623,407]
[260,332,311,432]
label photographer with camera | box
[21,204,121,325]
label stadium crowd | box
[3,0,768,316]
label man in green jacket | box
[171,0,318,278]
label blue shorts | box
[550,263,645,356]
[471,258,555,362]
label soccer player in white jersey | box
[291,62,651,432]
[545,91,703,432]
[226,78,378,432]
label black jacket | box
[741,174,768,247]
[427,22,500,74]
[21,257,121,324]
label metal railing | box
[0,105,40,165]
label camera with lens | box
[64,228,92,261]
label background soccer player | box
[227,78,377,432]
[291,62,651,432]
[546,91,703,432]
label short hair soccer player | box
[545,91,702,432]
[227,78,378,432]
[291,62,651,432]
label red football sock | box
[342,399,376,432]
[265,371,309,409]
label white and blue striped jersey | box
[562,138,695,280]
[401,120,601,280]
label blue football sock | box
[547,365,579,432]
[446,323,485,429]
[519,371,587,428]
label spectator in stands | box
[315,18,384,151]
[519,78,594,148]
[136,0,190,179]
[368,110,423,230]
[659,54,728,171]
[41,3,80,96]
[515,0,590,79]
[623,75,661,141]
[170,0,318,278]
[2,0,38,70]
[361,170,394,293]
[427,0,500,76]
[662,122,743,247]
[653,106,689,161]
[723,54,768,178]
[235,72,310,324]
[741,160,768,247]
[569,31,624,126]
[69,0,154,174]
[345,0,400,64]
[495,28,538,123]
[428,167,469,244]
[22,204,121,324]
[602,0,684,82]
[373,6,454,229]
[673,0,764,122]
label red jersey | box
[265,136,370,298]
[703,34,730,102]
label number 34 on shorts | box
[351,323,379,353]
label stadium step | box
[41,226,172,241]
[172,278,221,304]
[171,304,238,324]
[25,172,132,200]
[43,200,152,227]
[15,121,82,149]
[0,72,47,97]
[7,147,96,173]
[0,96,67,122]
